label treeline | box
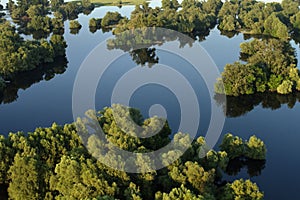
[0,0,75,92]
[112,0,220,38]
[8,0,298,40]
[7,0,94,21]
[0,104,266,199]
[215,38,300,96]
[88,0,300,40]
[1,0,95,38]
[0,22,67,78]
[218,0,300,39]
[88,0,222,39]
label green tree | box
[0,22,27,76]
[8,153,45,200]
[221,179,264,200]
[52,11,64,30]
[264,14,289,38]
[89,18,102,28]
[0,135,14,183]
[60,2,80,20]
[202,0,223,15]
[27,16,52,32]
[268,74,283,92]
[245,136,267,160]
[282,0,299,17]
[156,184,212,200]
[124,182,143,200]
[183,161,215,194]
[162,0,179,10]
[218,1,240,31]
[162,0,172,9]
[101,12,123,27]
[69,20,82,29]
[50,34,67,56]
[219,133,244,159]
[50,156,116,199]
[291,11,300,32]
[277,80,293,94]
[50,0,64,10]
[171,0,180,9]
[40,39,54,63]
[82,0,92,8]
[240,39,296,78]
[202,150,229,171]
[26,4,46,18]
[181,0,198,10]
[216,62,257,96]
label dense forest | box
[0,0,97,94]
[214,38,300,95]
[0,104,266,199]
[1,0,300,96]
[0,0,297,199]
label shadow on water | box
[0,56,68,105]
[214,92,300,118]
[106,28,206,68]
[0,184,8,200]
[70,28,81,35]
[226,157,266,177]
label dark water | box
[1,5,300,199]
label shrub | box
[219,133,244,159]
[245,135,267,160]
[277,80,293,94]
[69,20,82,29]
[221,179,264,200]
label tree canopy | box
[0,22,67,78]
[215,38,300,96]
[0,105,266,199]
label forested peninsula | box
[0,105,266,199]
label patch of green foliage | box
[0,22,67,78]
[215,38,300,96]
[0,105,266,199]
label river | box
[0,2,300,199]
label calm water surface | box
[0,4,300,199]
